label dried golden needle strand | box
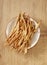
[24,47,28,54]
[18,41,26,52]
[13,39,19,49]
[17,13,21,21]
[18,36,23,46]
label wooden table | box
[0,0,47,65]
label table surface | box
[0,0,47,65]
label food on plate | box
[6,13,39,54]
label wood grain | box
[0,0,47,65]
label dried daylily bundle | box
[6,13,39,54]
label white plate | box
[6,17,40,49]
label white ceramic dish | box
[6,17,40,49]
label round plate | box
[6,17,40,49]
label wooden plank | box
[0,0,47,65]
